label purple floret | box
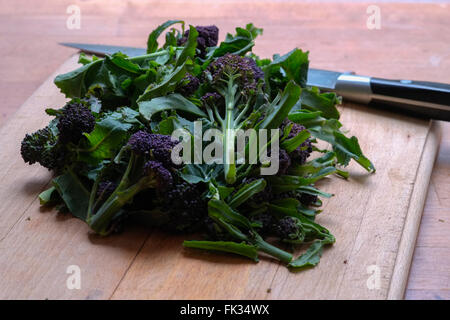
[299,192,318,206]
[128,131,179,160]
[281,119,313,165]
[250,212,274,237]
[144,160,173,190]
[97,181,117,199]
[127,130,153,154]
[162,182,208,232]
[57,101,95,143]
[277,149,291,175]
[244,57,264,83]
[272,216,300,240]
[178,25,219,58]
[177,73,200,96]
[201,92,221,104]
[206,53,264,94]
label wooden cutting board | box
[0,54,440,300]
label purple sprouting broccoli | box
[277,149,291,175]
[20,100,95,171]
[250,212,274,237]
[143,160,173,190]
[127,130,179,168]
[97,181,117,199]
[202,53,265,184]
[206,53,263,95]
[88,158,173,235]
[281,119,313,165]
[177,73,200,96]
[20,127,65,171]
[127,130,153,155]
[178,25,219,58]
[161,182,208,232]
[272,216,302,241]
[298,192,319,206]
[57,101,95,143]
[201,92,222,104]
[88,132,178,235]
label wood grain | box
[0,0,448,299]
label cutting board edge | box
[387,120,441,300]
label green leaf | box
[267,167,337,193]
[288,151,337,176]
[176,25,198,67]
[139,93,206,121]
[183,240,259,262]
[137,62,190,102]
[228,178,266,209]
[288,240,325,269]
[300,87,341,120]
[280,129,310,153]
[80,115,133,164]
[208,199,252,229]
[147,20,184,53]
[297,185,333,199]
[52,171,90,221]
[180,164,222,184]
[288,110,375,172]
[54,59,101,98]
[333,131,375,172]
[218,185,235,200]
[108,52,143,74]
[259,81,302,130]
[211,23,262,58]
[270,48,309,87]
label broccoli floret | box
[176,73,200,96]
[206,53,263,95]
[57,101,95,143]
[96,181,117,199]
[143,160,173,190]
[201,92,222,104]
[281,119,313,165]
[178,25,219,58]
[298,192,318,206]
[127,130,153,155]
[161,182,207,232]
[127,130,179,167]
[250,212,274,237]
[272,216,302,240]
[20,126,66,171]
[277,149,291,175]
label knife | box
[60,42,450,121]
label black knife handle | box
[334,74,450,121]
[369,77,450,121]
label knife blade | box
[60,42,450,121]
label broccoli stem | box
[223,76,238,184]
[88,179,148,235]
[87,153,155,235]
[253,235,293,264]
